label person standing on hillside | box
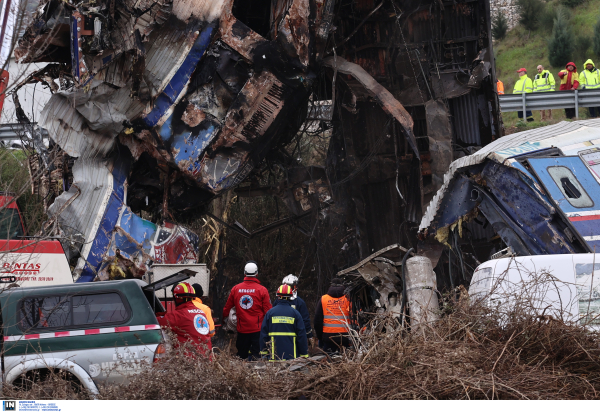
[533,65,555,120]
[557,62,579,119]
[513,68,534,122]
[579,59,600,118]
[497,79,504,95]
[223,261,272,360]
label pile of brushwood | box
[6,294,600,400]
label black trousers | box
[565,108,576,119]
[589,107,600,118]
[321,332,352,353]
[517,110,533,120]
[236,331,261,360]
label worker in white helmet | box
[223,261,272,360]
[273,274,313,344]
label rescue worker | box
[157,282,212,356]
[273,275,313,343]
[259,285,309,361]
[496,79,504,95]
[533,65,555,120]
[513,68,534,122]
[558,62,579,119]
[579,59,600,118]
[223,261,272,360]
[313,278,352,353]
[191,283,215,337]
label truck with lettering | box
[1,193,73,288]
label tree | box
[516,0,544,31]
[594,16,600,59]
[492,11,509,40]
[548,7,575,67]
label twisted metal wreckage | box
[11,0,503,311]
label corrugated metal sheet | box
[419,118,600,231]
[449,92,480,145]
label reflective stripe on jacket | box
[580,59,600,89]
[321,294,351,334]
[513,75,533,94]
[533,70,555,92]
[259,299,308,361]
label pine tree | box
[492,11,509,40]
[548,7,575,67]
[516,0,544,31]
[594,16,600,59]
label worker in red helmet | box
[259,285,309,361]
[157,282,212,356]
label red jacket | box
[157,300,212,356]
[558,62,579,90]
[222,276,272,333]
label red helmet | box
[172,282,196,299]
[276,284,294,299]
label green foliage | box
[492,11,509,40]
[594,16,600,58]
[0,149,45,235]
[516,0,545,31]
[548,7,575,67]
[539,6,557,32]
[561,0,585,7]
[575,34,592,61]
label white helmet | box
[282,274,298,299]
[282,274,298,286]
[244,261,258,276]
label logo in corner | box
[3,401,16,411]
[88,364,101,378]
[193,314,210,335]
[239,295,254,309]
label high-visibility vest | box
[513,75,533,94]
[497,79,504,95]
[321,294,351,334]
[580,69,600,89]
[533,70,555,92]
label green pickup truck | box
[0,279,171,394]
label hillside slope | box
[494,0,600,128]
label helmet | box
[244,261,258,276]
[276,284,294,300]
[282,274,298,287]
[172,282,196,299]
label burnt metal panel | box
[449,92,480,145]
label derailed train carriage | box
[10,0,501,314]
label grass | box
[495,0,600,128]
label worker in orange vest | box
[497,79,504,95]
[313,278,352,353]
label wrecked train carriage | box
[14,0,338,281]
[321,0,501,266]
[418,119,600,289]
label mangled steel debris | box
[11,0,502,286]
[418,119,600,288]
[12,0,338,280]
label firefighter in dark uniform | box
[259,285,309,361]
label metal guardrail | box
[499,90,600,118]
[0,123,49,141]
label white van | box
[469,254,600,328]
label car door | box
[528,156,600,251]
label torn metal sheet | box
[338,244,413,321]
[323,56,419,159]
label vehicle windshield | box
[0,208,24,239]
